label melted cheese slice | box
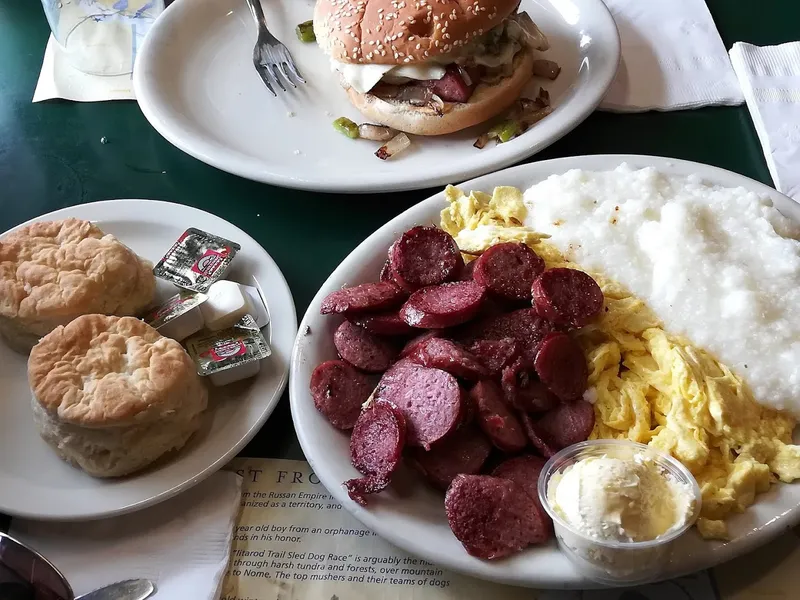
[330,59,446,93]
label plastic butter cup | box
[538,440,702,585]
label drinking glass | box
[40,0,165,76]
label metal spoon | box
[76,580,156,600]
[0,531,156,600]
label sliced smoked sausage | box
[374,361,463,450]
[389,226,463,291]
[534,331,588,401]
[501,358,559,413]
[445,475,550,559]
[467,338,520,377]
[536,400,596,450]
[473,242,545,301]
[345,399,407,505]
[409,426,492,491]
[310,360,373,430]
[520,412,559,459]
[400,281,486,329]
[406,337,489,381]
[531,268,604,328]
[321,281,407,315]
[469,380,527,453]
[491,455,552,539]
[334,320,398,373]
[462,308,553,362]
[351,311,415,336]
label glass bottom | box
[58,18,138,76]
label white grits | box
[524,164,800,417]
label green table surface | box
[0,0,797,522]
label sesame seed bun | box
[314,0,522,64]
[345,47,534,135]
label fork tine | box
[255,63,277,97]
[284,60,306,84]
[278,63,296,88]
[270,64,287,91]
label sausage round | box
[534,332,588,401]
[406,337,489,381]
[389,226,463,291]
[310,360,374,430]
[501,358,559,413]
[535,400,596,450]
[351,311,415,336]
[469,380,527,453]
[400,281,486,329]
[520,412,559,458]
[321,281,407,315]
[445,475,550,559]
[466,338,519,377]
[334,320,398,373]
[491,455,552,539]
[531,268,604,328]
[400,331,440,357]
[408,426,492,491]
[473,242,545,301]
[374,361,463,450]
[491,455,547,501]
[462,308,553,362]
[346,399,407,505]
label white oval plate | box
[0,200,297,521]
[290,155,800,588]
[133,0,619,193]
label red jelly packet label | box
[185,319,270,376]
[153,228,241,292]
[144,290,207,330]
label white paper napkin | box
[729,42,800,201]
[33,35,137,103]
[9,471,242,600]
[599,0,744,112]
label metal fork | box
[245,0,305,96]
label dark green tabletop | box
[0,0,797,470]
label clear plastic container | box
[538,440,702,585]
[40,0,164,75]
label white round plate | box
[133,0,619,193]
[290,155,800,588]
[0,200,297,521]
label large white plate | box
[0,200,297,521]
[290,155,800,588]
[133,0,619,193]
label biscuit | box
[0,218,155,353]
[28,315,208,478]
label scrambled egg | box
[441,185,800,539]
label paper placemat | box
[220,458,800,599]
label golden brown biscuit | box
[0,218,155,353]
[28,315,208,478]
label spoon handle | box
[75,579,156,600]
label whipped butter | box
[540,442,701,584]
[549,454,694,543]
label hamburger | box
[314,0,551,136]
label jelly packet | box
[185,316,271,377]
[154,228,241,292]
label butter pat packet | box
[201,280,270,331]
[185,316,271,382]
[144,290,207,342]
[153,228,241,292]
